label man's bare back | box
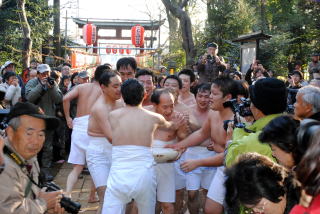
[110,106,171,147]
[88,95,124,139]
[63,82,101,128]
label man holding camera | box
[0,102,64,214]
[25,64,63,181]
[197,42,226,83]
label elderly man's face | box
[61,66,71,76]
[294,93,313,119]
[7,115,46,160]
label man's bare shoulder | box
[91,98,107,114]
[175,101,192,114]
[115,100,125,108]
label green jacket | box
[25,78,63,116]
[225,114,282,167]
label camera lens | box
[60,196,81,214]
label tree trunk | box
[53,0,61,58]
[161,0,196,66]
[166,8,179,52]
[17,0,32,69]
[260,0,268,32]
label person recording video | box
[197,42,226,83]
[0,102,64,213]
[25,64,63,181]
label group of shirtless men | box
[62,57,236,214]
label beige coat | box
[0,141,47,214]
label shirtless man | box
[136,69,155,106]
[63,64,110,199]
[148,88,187,214]
[163,75,197,213]
[168,76,238,214]
[86,72,123,214]
[177,69,196,107]
[102,79,183,214]
[182,83,216,214]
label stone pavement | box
[53,163,99,213]
[53,163,204,214]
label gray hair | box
[310,79,320,88]
[298,85,320,113]
[8,117,21,130]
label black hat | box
[312,53,320,57]
[7,102,60,130]
[207,42,218,49]
[249,78,287,115]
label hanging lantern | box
[112,46,118,54]
[106,46,111,54]
[119,45,125,54]
[126,45,131,55]
[82,23,97,45]
[131,25,145,47]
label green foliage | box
[162,49,186,71]
[197,0,320,75]
[204,0,255,59]
[0,0,53,71]
[259,33,294,76]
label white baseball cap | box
[37,64,51,73]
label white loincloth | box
[174,152,187,190]
[152,139,176,203]
[86,136,112,188]
[68,115,90,165]
[185,146,217,190]
[207,166,226,205]
[102,145,156,214]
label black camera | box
[44,182,81,214]
[223,98,253,132]
[206,55,216,64]
[47,77,55,86]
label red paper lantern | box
[82,24,97,45]
[119,46,124,54]
[126,45,131,55]
[131,25,145,47]
[106,46,111,54]
[112,46,118,54]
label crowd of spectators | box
[0,47,319,214]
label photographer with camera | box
[197,42,226,83]
[25,64,63,181]
[225,78,287,166]
[0,102,64,214]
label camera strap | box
[3,145,40,189]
